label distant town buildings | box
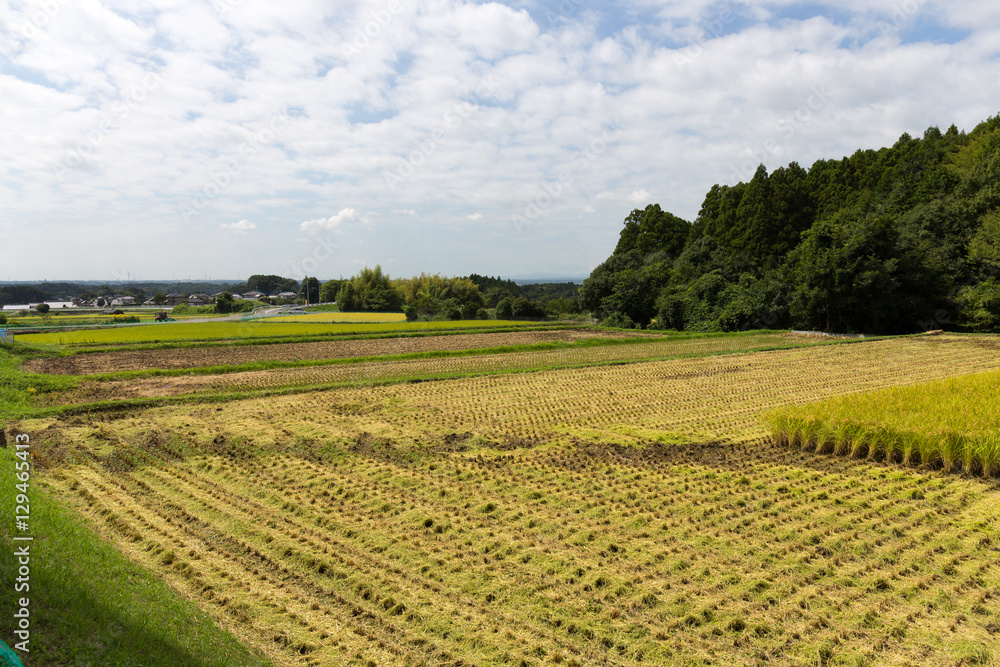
[2,301,78,311]
[1,290,305,312]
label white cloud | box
[629,189,651,204]
[299,208,371,233]
[221,219,256,232]
[0,0,995,280]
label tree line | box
[582,114,1000,334]
[315,268,567,321]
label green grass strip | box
[0,448,274,667]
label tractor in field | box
[155,311,169,322]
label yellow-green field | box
[19,318,529,346]
[271,312,408,324]
[6,330,1000,665]
[768,369,1000,476]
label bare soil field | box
[24,329,647,375]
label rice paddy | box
[767,368,1000,477]
[18,318,530,346]
[8,329,1000,665]
[265,312,408,324]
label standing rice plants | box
[979,435,1000,478]
[899,431,921,467]
[765,369,1000,478]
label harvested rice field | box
[23,329,652,375]
[10,331,1000,666]
[35,331,840,404]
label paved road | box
[177,307,286,324]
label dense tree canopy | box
[246,274,299,295]
[584,113,1000,334]
[331,268,553,321]
[336,266,404,312]
[298,276,321,304]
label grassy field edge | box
[0,445,275,667]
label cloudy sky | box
[1,0,997,282]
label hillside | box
[582,114,1000,334]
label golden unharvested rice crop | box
[768,368,1000,476]
[24,334,1000,666]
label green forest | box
[582,114,1000,334]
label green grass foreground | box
[0,448,274,667]
[0,349,78,424]
[766,368,1000,476]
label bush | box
[545,297,580,316]
[461,302,479,320]
[496,297,514,319]
[215,292,236,314]
[170,304,216,315]
[475,308,489,320]
[0,314,6,325]
[957,279,1000,332]
[35,303,50,314]
[511,297,546,319]
[602,312,636,329]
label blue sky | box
[0,0,997,282]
